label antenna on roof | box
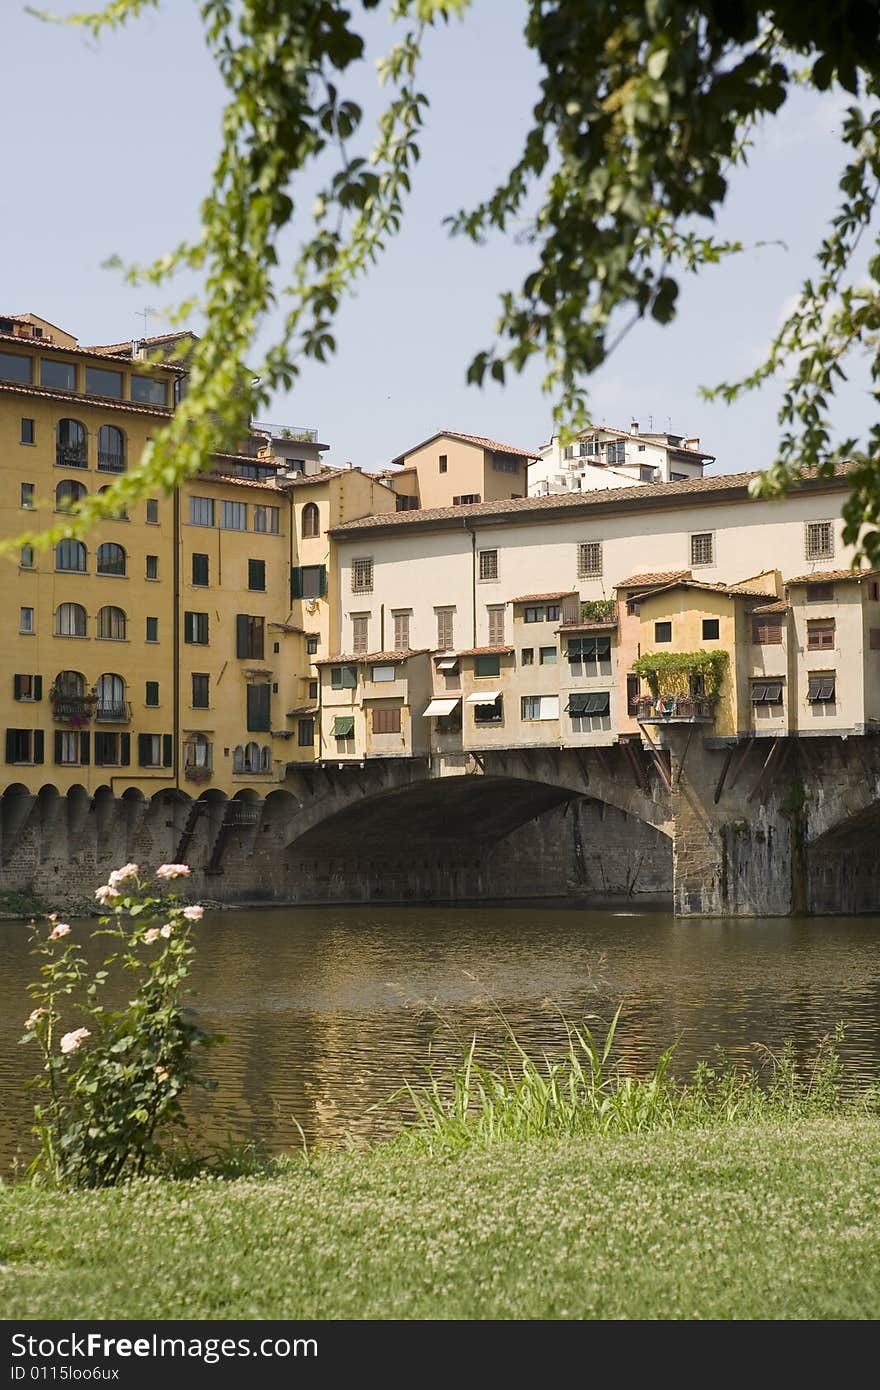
[136,306,155,336]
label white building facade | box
[530,422,715,497]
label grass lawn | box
[2,1116,879,1320]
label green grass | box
[3,1117,880,1319]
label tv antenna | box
[136,305,156,337]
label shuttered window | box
[248,558,266,592]
[5,729,44,764]
[184,612,208,644]
[751,681,783,705]
[236,614,265,660]
[55,730,89,765]
[13,675,42,702]
[807,674,836,704]
[352,616,369,653]
[487,606,505,645]
[807,619,835,650]
[291,565,326,599]
[371,707,401,734]
[436,608,454,651]
[246,682,271,732]
[192,553,209,586]
[392,611,411,650]
[752,616,783,644]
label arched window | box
[232,746,244,773]
[55,604,87,638]
[55,540,87,573]
[96,673,125,720]
[97,485,128,521]
[56,419,87,469]
[97,605,126,640]
[186,734,211,768]
[97,425,125,473]
[96,543,126,577]
[55,479,87,512]
[301,502,320,538]
[54,670,85,697]
[260,745,271,772]
[244,741,261,773]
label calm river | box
[2,901,879,1173]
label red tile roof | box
[616,570,693,589]
[751,600,789,614]
[0,379,172,418]
[641,578,777,601]
[329,464,856,536]
[785,569,880,585]
[556,620,618,632]
[314,649,430,666]
[0,330,182,370]
[391,429,539,466]
[511,591,578,603]
[457,645,515,657]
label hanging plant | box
[632,649,728,699]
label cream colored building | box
[532,423,714,496]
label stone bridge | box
[2,733,879,915]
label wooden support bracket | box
[748,736,786,803]
[713,744,736,804]
[727,737,755,791]
[621,738,649,794]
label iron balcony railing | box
[51,695,93,722]
[56,446,87,469]
[636,694,716,723]
[97,450,126,473]
[95,701,131,723]
[250,420,318,442]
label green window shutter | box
[137,733,150,767]
[290,567,303,600]
[192,553,209,585]
[13,675,21,700]
[80,731,90,765]
[236,613,249,659]
[184,612,193,643]
[247,683,271,732]
[333,715,355,737]
[54,730,64,764]
[162,734,173,767]
[248,558,265,590]
[94,732,106,764]
[120,732,131,766]
[318,564,327,597]
[5,730,15,762]
[33,730,44,765]
[34,676,42,701]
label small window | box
[97,425,126,473]
[330,665,358,689]
[870,628,880,651]
[702,618,720,641]
[184,612,208,645]
[5,729,43,764]
[306,634,319,656]
[298,718,315,746]
[191,673,209,709]
[546,605,560,622]
[521,647,534,666]
[221,500,247,531]
[145,555,158,581]
[524,606,544,624]
[371,665,396,683]
[807,619,835,651]
[131,374,168,406]
[301,502,320,538]
[146,499,159,525]
[189,496,215,527]
[870,582,880,602]
[56,479,87,513]
[352,557,374,593]
[56,539,87,573]
[54,603,85,637]
[308,679,319,700]
[291,564,326,600]
[479,550,498,581]
[145,681,160,707]
[371,707,401,734]
[85,366,123,398]
[246,682,271,733]
[539,646,557,665]
[13,675,41,702]
[690,532,714,567]
[654,621,672,643]
[21,482,34,509]
[192,553,209,587]
[487,606,505,645]
[439,454,447,473]
[521,695,559,721]
[352,615,369,654]
[805,521,834,561]
[806,583,834,603]
[236,614,265,660]
[20,545,34,570]
[627,674,640,715]
[807,674,836,704]
[577,541,602,578]
[452,494,481,506]
[333,715,355,739]
[20,418,34,445]
[568,635,611,667]
[96,542,126,577]
[254,505,280,534]
[248,558,266,592]
[146,617,159,643]
[475,654,500,678]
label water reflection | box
[2,902,879,1173]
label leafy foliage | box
[580,598,616,621]
[632,647,728,698]
[20,866,218,1187]
[17,1,880,560]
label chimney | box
[630,420,639,434]
[684,437,700,450]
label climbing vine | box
[632,650,728,699]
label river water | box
[2,901,879,1173]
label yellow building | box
[0,313,397,799]
[378,430,537,510]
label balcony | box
[56,446,87,469]
[51,695,94,724]
[97,450,125,473]
[250,420,318,443]
[636,694,715,724]
[183,764,213,785]
[95,701,131,724]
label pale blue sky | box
[4,2,870,473]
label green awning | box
[332,716,355,737]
